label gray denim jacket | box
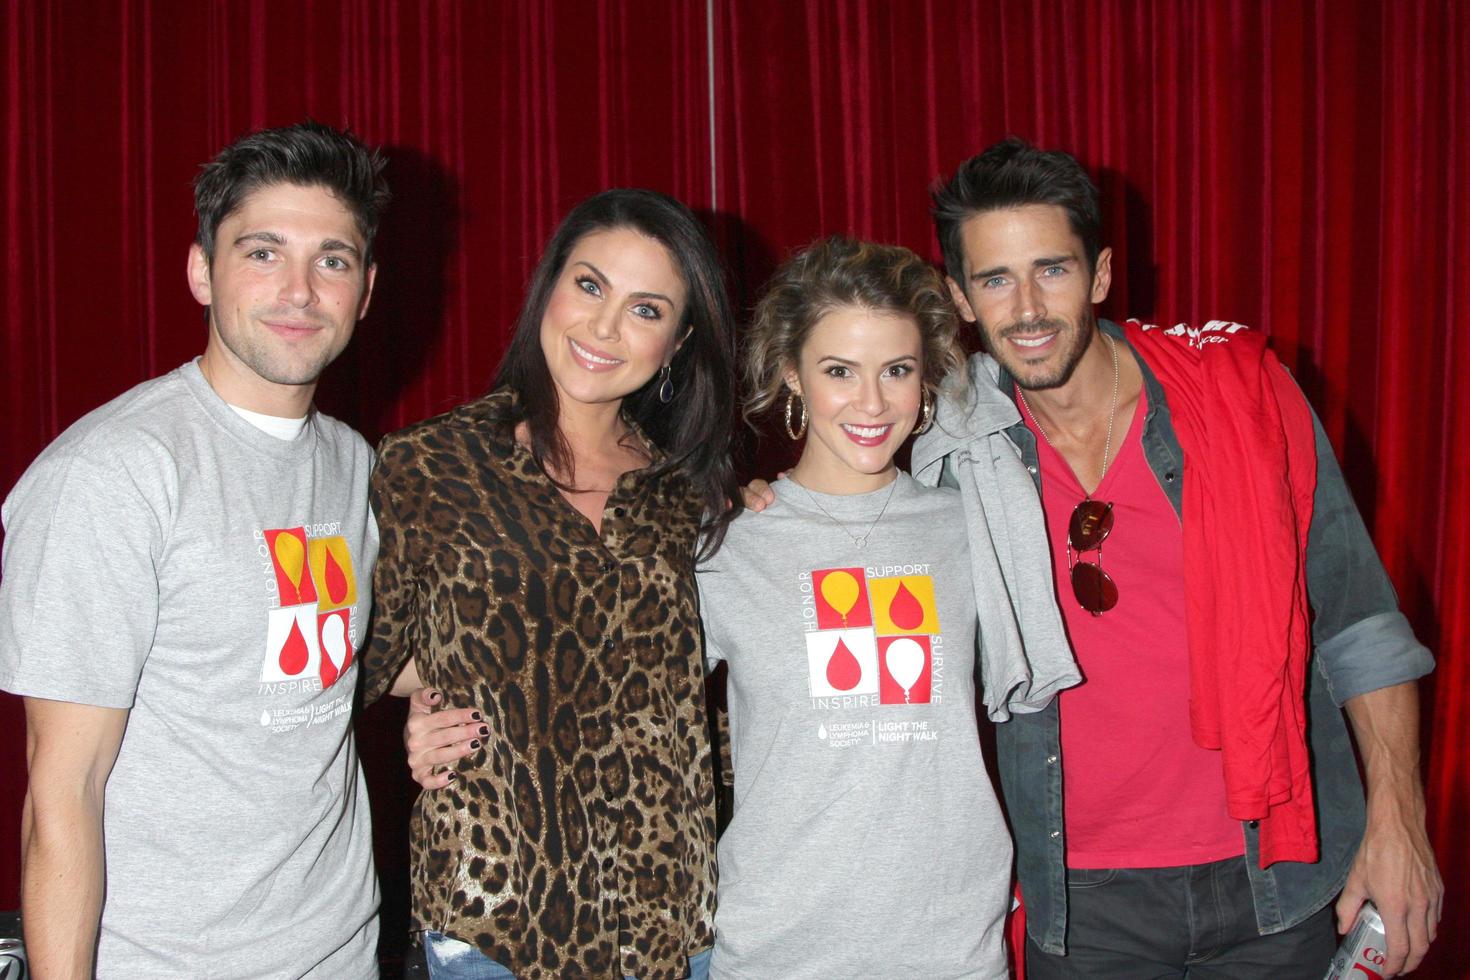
[917,319,1434,955]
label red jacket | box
[1124,319,1320,867]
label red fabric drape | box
[2,1,1466,974]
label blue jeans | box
[1023,855,1338,979]
[423,931,713,980]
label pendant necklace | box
[1016,334,1120,489]
[793,474,899,550]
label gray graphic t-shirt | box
[0,361,380,979]
[697,474,1011,980]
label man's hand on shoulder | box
[740,478,777,512]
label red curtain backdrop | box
[2,0,1465,973]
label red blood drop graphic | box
[324,548,349,604]
[889,582,925,630]
[319,645,340,688]
[279,617,310,675]
[826,638,862,691]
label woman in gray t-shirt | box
[695,237,1015,979]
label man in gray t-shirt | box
[0,122,388,978]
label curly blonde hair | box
[743,236,964,425]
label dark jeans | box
[1025,855,1338,979]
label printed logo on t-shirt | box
[801,564,942,711]
[253,524,359,732]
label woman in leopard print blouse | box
[362,189,740,980]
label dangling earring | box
[657,364,674,404]
[913,387,934,435]
[784,391,808,440]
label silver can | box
[0,937,25,980]
[1323,902,1389,980]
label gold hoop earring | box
[913,387,934,435]
[784,392,808,440]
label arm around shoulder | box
[21,697,129,980]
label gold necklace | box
[1016,334,1120,488]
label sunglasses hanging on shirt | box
[1017,334,1123,616]
[1067,499,1118,614]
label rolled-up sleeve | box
[1304,409,1433,705]
[1314,611,1433,705]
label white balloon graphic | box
[885,638,925,702]
[322,613,348,668]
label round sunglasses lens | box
[1069,500,1114,551]
[1071,561,1119,613]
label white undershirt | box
[228,404,309,441]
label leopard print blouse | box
[363,391,718,980]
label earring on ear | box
[657,364,674,404]
[913,387,934,435]
[784,391,808,440]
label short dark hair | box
[193,120,390,263]
[744,236,963,423]
[493,188,741,558]
[931,137,1102,285]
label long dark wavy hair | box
[492,188,741,558]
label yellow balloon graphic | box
[273,533,306,589]
[820,571,860,625]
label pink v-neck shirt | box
[1025,386,1244,869]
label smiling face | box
[190,181,376,415]
[539,227,689,415]
[947,203,1112,391]
[787,305,925,494]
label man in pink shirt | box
[917,137,1441,977]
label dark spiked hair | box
[193,120,390,263]
[492,188,741,558]
[931,137,1102,285]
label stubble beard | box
[987,307,1098,392]
[211,306,345,389]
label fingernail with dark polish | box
[445,771,457,781]
[478,725,489,737]
[470,739,481,750]
[471,712,482,721]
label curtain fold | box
[1,0,1464,973]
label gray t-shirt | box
[0,361,380,979]
[697,474,1011,980]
